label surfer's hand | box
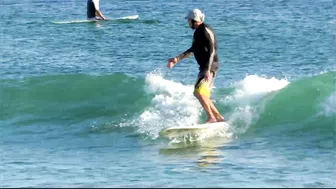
[167,57,178,68]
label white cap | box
[185,9,205,22]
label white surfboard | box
[159,121,230,139]
[52,15,139,24]
[117,15,139,20]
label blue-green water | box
[1,0,335,187]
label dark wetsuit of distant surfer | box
[87,0,106,20]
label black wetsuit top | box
[87,0,96,19]
[177,23,219,75]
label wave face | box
[1,72,334,144]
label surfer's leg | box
[207,72,225,122]
[207,77,225,121]
[194,72,225,123]
[194,73,217,123]
[194,93,217,123]
[209,100,225,122]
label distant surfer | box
[167,9,225,123]
[87,0,106,20]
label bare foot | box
[215,115,226,122]
[205,118,217,124]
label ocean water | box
[1,0,335,187]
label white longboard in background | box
[117,15,139,20]
[52,14,139,24]
[159,121,230,139]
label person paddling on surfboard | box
[87,0,106,20]
[167,9,225,124]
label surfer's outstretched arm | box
[176,47,194,62]
[167,43,194,69]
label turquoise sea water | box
[1,0,335,187]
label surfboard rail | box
[159,122,230,139]
[52,15,139,24]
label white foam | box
[137,72,202,139]
[228,74,289,102]
[135,73,291,138]
[320,90,336,117]
[221,75,290,133]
